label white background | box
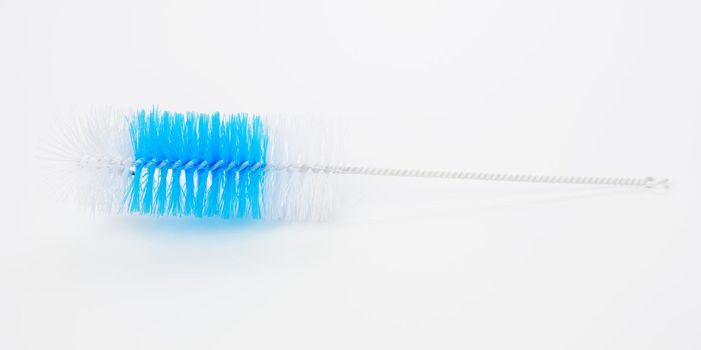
[2,0,700,349]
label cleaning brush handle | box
[275,164,669,189]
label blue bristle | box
[183,112,197,215]
[142,167,156,214]
[193,114,210,217]
[154,111,171,216]
[236,117,250,218]
[206,112,222,217]
[141,109,160,214]
[127,108,268,219]
[220,117,239,219]
[167,113,184,216]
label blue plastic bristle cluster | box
[128,108,268,219]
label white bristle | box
[42,108,133,215]
[263,116,344,221]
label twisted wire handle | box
[272,164,669,189]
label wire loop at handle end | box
[644,177,670,189]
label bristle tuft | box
[128,108,267,219]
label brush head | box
[48,108,342,221]
[129,110,268,219]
